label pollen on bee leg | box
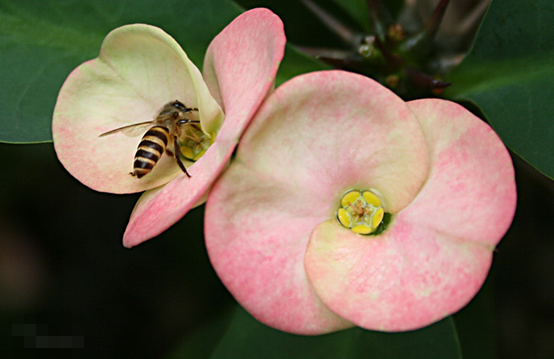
[180,129,217,162]
[336,189,387,235]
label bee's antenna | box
[177,119,200,125]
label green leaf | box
[348,318,461,359]
[453,274,497,359]
[1,0,329,144]
[327,0,405,33]
[204,306,461,359]
[327,0,370,31]
[0,0,242,144]
[277,45,332,86]
[444,0,554,179]
[233,0,361,47]
[168,306,234,359]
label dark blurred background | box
[0,143,234,358]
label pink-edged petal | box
[404,99,517,246]
[53,24,222,193]
[215,70,430,214]
[205,160,353,334]
[202,8,286,139]
[123,9,286,247]
[123,138,229,248]
[304,99,516,331]
[305,220,493,331]
[204,70,431,334]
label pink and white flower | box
[205,70,517,334]
[53,9,286,247]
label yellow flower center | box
[180,124,216,162]
[336,189,386,235]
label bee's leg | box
[166,127,179,158]
[183,134,203,144]
[173,137,191,178]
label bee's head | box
[171,100,188,112]
[164,101,197,119]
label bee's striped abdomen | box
[131,126,170,178]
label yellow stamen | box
[336,189,387,236]
[352,225,373,235]
[181,146,194,160]
[372,207,385,229]
[363,190,382,207]
[341,190,360,207]
[337,208,351,228]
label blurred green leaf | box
[233,0,362,47]
[347,317,461,359]
[1,0,328,144]
[453,274,497,359]
[444,0,554,179]
[203,306,461,359]
[326,0,406,31]
[327,0,370,31]
[277,45,331,86]
[168,306,234,359]
[0,0,242,144]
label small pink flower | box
[52,9,286,247]
[205,70,517,334]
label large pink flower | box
[205,70,517,334]
[53,9,286,247]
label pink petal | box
[305,220,493,331]
[123,9,286,247]
[404,99,517,246]
[53,24,222,193]
[204,70,430,333]
[205,162,353,334]
[202,8,286,140]
[304,99,516,331]
[221,70,431,214]
[124,138,228,248]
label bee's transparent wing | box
[99,121,154,138]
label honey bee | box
[99,100,199,178]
